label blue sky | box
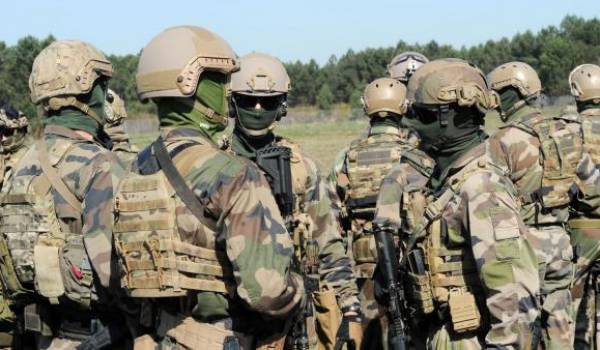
[2,1,598,64]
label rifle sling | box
[36,140,82,212]
[152,137,217,232]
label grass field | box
[128,104,570,174]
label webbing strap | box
[152,138,218,232]
[569,218,600,229]
[125,257,225,276]
[128,272,227,293]
[36,140,81,212]
[120,239,223,262]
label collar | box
[435,142,486,187]
[506,104,540,124]
[160,127,216,146]
[44,125,97,143]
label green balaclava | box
[45,79,108,140]
[157,71,229,139]
[231,94,285,159]
[370,114,403,130]
[403,104,486,188]
[577,100,600,113]
[234,94,284,136]
[498,87,521,119]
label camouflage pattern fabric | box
[104,122,138,167]
[225,132,358,349]
[487,105,582,349]
[329,124,418,349]
[132,127,303,333]
[568,106,600,349]
[4,125,126,346]
[375,143,541,349]
[0,137,31,193]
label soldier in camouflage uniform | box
[565,63,600,348]
[0,40,127,349]
[0,101,30,193]
[103,89,138,167]
[374,59,541,349]
[223,52,360,350]
[328,77,419,349]
[387,51,429,83]
[120,27,303,350]
[0,100,30,349]
[486,61,595,349]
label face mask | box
[196,71,229,117]
[403,104,483,154]
[234,94,283,135]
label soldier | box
[375,59,540,348]
[0,40,127,349]
[565,63,600,348]
[387,51,429,84]
[328,77,419,349]
[223,52,361,350]
[487,61,589,349]
[0,100,30,349]
[116,27,303,350]
[0,100,30,192]
[103,88,138,167]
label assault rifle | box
[256,145,316,350]
[374,226,407,350]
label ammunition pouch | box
[447,289,481,333]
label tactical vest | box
[0,139,96,308]
[398,149,435,237]
[113,142,233,298]
[405,151,496,333]
[505,111,583,209]
[580,110,600,166]
[345,134,412,276]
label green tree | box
[316,84,334,110]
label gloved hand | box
[334,306,363,350]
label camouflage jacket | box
[105,122,138,167]
[9,125,125,288]
[580,107,600,167]
[225,132,359,309]
[373,147,434,239]
[489,106,598,225]
[0,138,32,194]
[133,128,303,322]
[377,143,540,348]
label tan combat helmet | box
[387,51,429,83]
[231,52,290,96]
[29,40,113,123]
[487,61,542,97]
[362,77,408,117]
[136,26,238,101]
[569,64,600,102]
[104,89,128,124]
[408,58,497,113]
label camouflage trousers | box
[528,224,574,350]
[569,220,600,349]
[356,278,386,350]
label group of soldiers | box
[0,24,598,350]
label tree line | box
[0,15,598,120]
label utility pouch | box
[406,248,434,314]
[448,289,481,333]
[23,303,52,336]
[33,245,64,304]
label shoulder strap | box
[36,140,82,212]
[152,137,218,232]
